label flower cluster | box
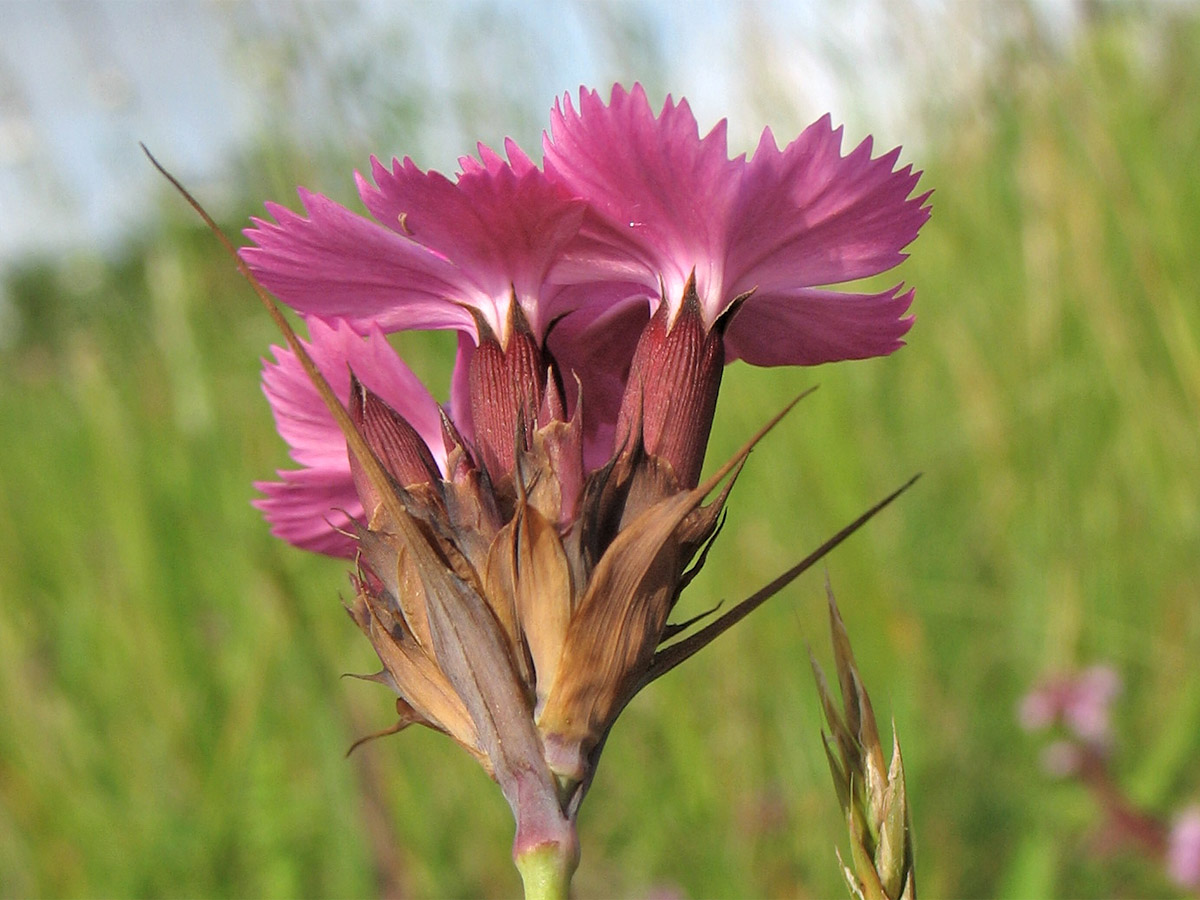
[1018,664,1122,775]
[1020,665,1200,892]
[242,84,928,881]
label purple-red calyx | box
[467,302,550,480]
[615,273,726,488]
[241,83,929,878]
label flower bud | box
[615,273,723,488]
[348,374,442,521]
[468,303,546,479]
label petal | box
[448,331,476,449]
[547,231,658,315]
[259,318,445,555]
[241,189,475,335]
[544,84,741,316]
[724,284,915,367]
[357,141,588,339]
[726,118,931,295]
[253,468,360,558]
[547,298,650,468]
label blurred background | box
[1,1,1198,897]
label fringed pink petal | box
[241,189,476,336]
[724,284,915,367]
[356,142,587,339]
[544,84,929,358]
[726,118,931,296]
[457,137,539,179]
[253,468,361,559]
[543,84,741,317]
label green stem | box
[515,842,576,900]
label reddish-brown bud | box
[615,274,724,487]
[468,304,546,479]
[348,374,441,519]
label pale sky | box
[0,0,1084,270]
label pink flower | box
[1018,665,1122,746]
[247,83,931,538]
[243,139,586,344]
[542,84,930,484]
[255,317,445,558]
[242,140,602,460]
[1167,806,1200,890]
[232,86,932,882]
[543,84,931,367]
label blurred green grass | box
[2,12,1199,899]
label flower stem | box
[515,842,577,900]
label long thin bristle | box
[141,144,409,532]
[643,472,922,685]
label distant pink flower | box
[1018,665,1122,746]
[1167,806,1200,890]
[255,317,444,558]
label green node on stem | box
[515,842,577,900]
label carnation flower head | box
[206,84,928,893]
